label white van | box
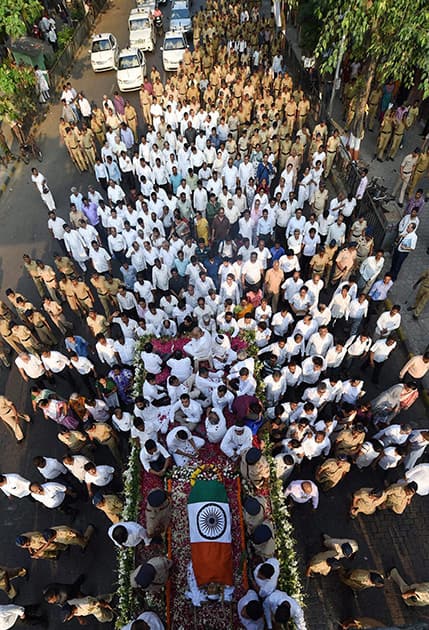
[128,8,156,52]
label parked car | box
[169,0,192,33]
[161,30,187,72]
[90,33,119,71]
[128,8,156,51]
[116,48,146,91]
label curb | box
[0,162,17,197]
[385,298,429,409]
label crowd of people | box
[0,0,428,628]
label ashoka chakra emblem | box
[196,503,227,540]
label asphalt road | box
[0,1,427,629]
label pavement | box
[0,6,426,630]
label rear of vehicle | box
[128,9,156,51]
[169,4,192,33]
[90,33,118,71]
[162,31,187,72]
[117,48,146,91]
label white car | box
[128,8,156,51]
[161,31,187,72]
[169,1,192,33]
[116,48,146,92]
[90,33,119,71]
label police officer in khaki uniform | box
[243,496,265,534]
[16,531,64,560]
[0,318,22,354]
[240,447,270,490]
[72,277,94,316]
[54,254,76,278]
[26,309,57,347]
[59,275,80,314]
[64,127,87,172]
[349,487,386,518]
[389,568,429,606]
[36,260,61,303]
[42,525,95,550]
[339,568,385,591]
[409,148,429,194]
[124,101,138,142]
[306,551,341,577]
[379,481,416,514]
[409,268,429,318]
[80,124,96,168]
[139,88,152,125]
[284,96,297,135]
[90,273,113,318]
[93,492,124,524]
[376,109,394,160]
[0,566,27,599]
[388,115,406,160]
[9,322,42,355]
[131,556,173,593]
[250,521,276,561]
[145,489,172,538]
[325,129,340,176]
[22,255,45,299]
[367,86,382,131]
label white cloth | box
[108,521,150,547]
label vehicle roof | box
[92,32,115,40]
[172,0,189,7]
[163,30,187,39]
[118,47,141,56]
[129,8,152,16]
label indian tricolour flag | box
[187,479,233,587]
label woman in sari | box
[108,366,134,405]
[96,375,120,408]
[371,382,418,428]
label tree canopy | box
[314,0,429,98]
[0,0,43,39]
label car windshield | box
[164,37,185,50]
[130,18,150,30]
[171,8,189,19]
[118,55,140,69]
[92,39,112,52]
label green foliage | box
[314,0,429,97]
[0,0,43,37]
[115,440,141,628]
[0,61,36,120]
[297,0,324,54]
[57,26,74,50]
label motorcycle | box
[153,12,163,34]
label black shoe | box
[398,202,403,207]
[407,306,414,311]
[377,158,383,162]
[413,314,419,320]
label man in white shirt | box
[0,474,31,498]
[34,456,66,481]
[220,422,253,460]
[169,394,202,431]
[166,426,205,466]
[29,481,72,511]
[251,559,280,601]
[358,250,385,292]
[374,306,401,340]
[108,520,150,548]
[263,589,307,630]
[237,590,265,630]
[306,326,333,356]
[15,353,46,384]
[84,462,115,496]
[284,479,319,508]
[362,336,397,384]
